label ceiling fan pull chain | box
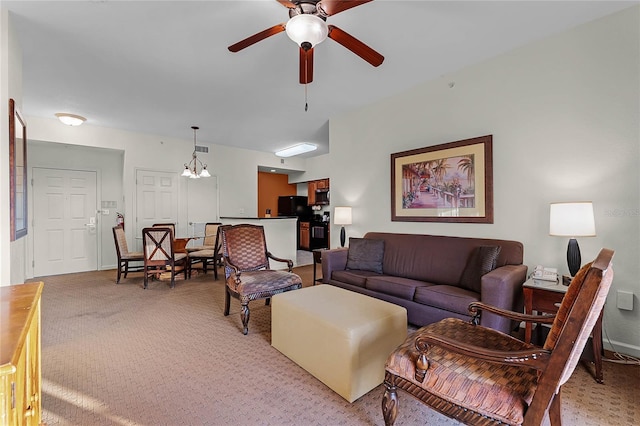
[305,82,309,112]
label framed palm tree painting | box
[391,135,493,223]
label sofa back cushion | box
[363,232,524,286]
[459,245,502,292]
[346,237,385,273]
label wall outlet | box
[616,290,634,311]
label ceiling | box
[5,1,634,158]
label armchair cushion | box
[459,245,501,292]
[345,237,385,273]
[385,318,538,425]
[227,270,302,300]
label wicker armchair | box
[112,225,144,283]
[382,248,614,426]
[220,224,302,335]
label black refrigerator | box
[278,196,312,250]
[277,196,311,219]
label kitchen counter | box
[219,217,299,266]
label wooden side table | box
[523,278,604,383]
[312,249,325,285]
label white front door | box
[135,169,179,251]
[33,168,98,277]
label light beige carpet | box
[29,266,639,425]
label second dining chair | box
[112,225,144,283]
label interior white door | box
[33,168,98,276]
[135,169,179,251]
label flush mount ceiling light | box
[181,126,211,179]
[55,113,86,126]
[275,143,317,157]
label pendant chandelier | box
[181,126,211,179]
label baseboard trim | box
[604,339,640,359]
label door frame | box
[29,167,102,278]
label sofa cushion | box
[331,269,381,288]
[414,285,480,315]
[365,275,434,300]
[346,238,384,274]
[459,245,501,293]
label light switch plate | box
[617,290,634,311]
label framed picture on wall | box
[9,98,28,240]
[391,135,493,223]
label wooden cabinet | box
[1,282,43,426]
[307,179,329,205]
[316,179,329,189]
[299,221,310,250]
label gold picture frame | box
[9,98,28,240]
[391,135,493,223]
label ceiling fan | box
[228,0,384,84]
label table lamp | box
[549,202,596,281]
[334,206,352,247]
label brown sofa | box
[321,232,527,334]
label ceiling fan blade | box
[276,0,298,9]
[228,24,286,52]
[327,25,384,67]
[299,48,314,84]
[317,0,373,17]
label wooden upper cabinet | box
[308,181,317,205]
[307,179,329,205]
[316,179,329,189]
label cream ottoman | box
[272,285,407,402]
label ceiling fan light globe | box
[286,14,328,48]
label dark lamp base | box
[340,226,346,247]
[567,238,581,277]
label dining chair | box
[382,248,614,426]
[142,227,190,289]
[219,224,302,335]
[112,225,144,283]
[188,223,223,279]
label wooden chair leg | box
[382,381,398,426]
[143,268,148,289]
[241,302,250,335]
[117,262,122,284]
[548,389,562,426]
[224,287,231,316]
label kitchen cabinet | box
[299,221,310,250]
[1,282,43,426]
[307,181,317,206]
[307,179,330,205]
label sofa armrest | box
[479,264,528,333]
[321,248,349,284]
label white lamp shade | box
[285,14,328,48]
[549,202,596,237]
[199,167,211,178]
[334,206,352,225]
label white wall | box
[325,7,640,356]
[2,8,27,285]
